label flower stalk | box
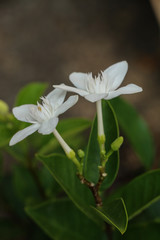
[53,128,82,173]
[96,100,106,152]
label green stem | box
[101,149,113,168]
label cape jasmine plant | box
[6,61,151,239]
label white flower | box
[9,89,78,146]
[53,61,143,102]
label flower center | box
[86,74,106,94]
[38,106,42,111]
[30,97,53,123]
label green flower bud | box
[0,100,9,115]
[78,149,85,158]
[111,136,124,151]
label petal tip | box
[9,137,16,146]
[9,140,13,146]
[120,60,128,69]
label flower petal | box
[9,124,39,146]
[84,93,107,102]
[105,84,143,100]
[69,72,88,90]
[54,95,78,116]
[103,61,128,91]
[38,117,59,135]
[46,88,66,108]
[53,84,88,96]
[13,105,37,123]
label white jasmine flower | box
[53,61,142,150]
[53,61,142,103]
[9,89,78,146]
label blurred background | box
[0,0,159,238]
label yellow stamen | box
[38,106,42,111]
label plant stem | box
[96,100,104,137]
[96,100,106,152]
[106,223,113,240]
[77,174,103,207]
[53,128,82,172]
[77,165,107,207]
[53,128,72,155]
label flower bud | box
[0,100,9,115]
[78,149,85,158]
[111,136,124,151]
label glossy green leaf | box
[37,153,100,224]
[92,198,128,234]
[102,101,119,190]
[38,153,127,233]
[39,118,91,155]
[110,97,155,168]
[38,166,62,198]
[15,82,48,106]
[83,116,100,182]
[110,169,160,220]
[142,199,160,223]
[113,223,160,240]
[84,100,119,189]
[26,199,105,240]
[130,199,160,226]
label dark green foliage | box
[0,83,158,240]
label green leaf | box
[110,97,155,169]
[5,141,28,163]
[142,199,160,223]
[113,223,160,240]
[102,101,119,190]
[39,118,91,155]
[15,82,48,106]
[83,116,100,182]
[84,100,119,189]
[38,166,62,198]
[26,199,105,240]
[1,175,26,219]
[12,165,42,204]
[37,153,100,224]
[0,123,14,147]
[110,169,160,220]
[92,198,128,234]
[130,199,160,226]
[38,154,128,234]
